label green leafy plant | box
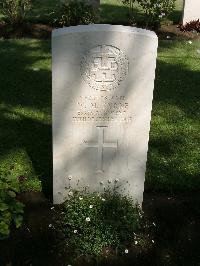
[54,0,97,27]
[56,185,142,259]
[121,0,175,28]
[0,172,24,239]
[19,176,42,192]
[1,0,31,26]
[137,0,176,29]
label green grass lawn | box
[0,40,52,195]
[147,40,200,191]
[0,39,199,195]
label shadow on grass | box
[0,40,52,198]
[146,44,200,192]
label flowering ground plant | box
[55,185,143,261]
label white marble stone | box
[52,24,158,204]
[183,0,200,24]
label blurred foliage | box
[1,0,31,26]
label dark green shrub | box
[1,0,31,26]
[54,0,97,27]
[56,186,142,258]
[0,173,24,239]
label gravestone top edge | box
[52,24,158,39]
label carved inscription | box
[73,95,132,123]
[81,45,129,91]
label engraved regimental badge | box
[81,45,129,91]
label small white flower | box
[50,206,55,210]
[79,196,83,200]
[135,241,138,245]
[89,205,93,209]
[68,191,73,196]
[125,249,129,254]
[68,175,72,180]
[114,178,119,183]
[108,179,112,184]
[102,198,106,201]
[49,224,53,228]
[153,222,156,227]
[86,217,90,222]
[152,239,155,243]
[188,40,192,44]
[74,230,78,234]
[166,35,170,39]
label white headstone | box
[52,25,158,204]
[183,0,200,24]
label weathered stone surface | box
[52,25,158,204]
[183,0,200,24]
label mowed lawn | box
[0,39,199,195]
[0,40,52,195]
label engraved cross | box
[101,52,111,69]
[91,45,118,83]
[84,126,118,172]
